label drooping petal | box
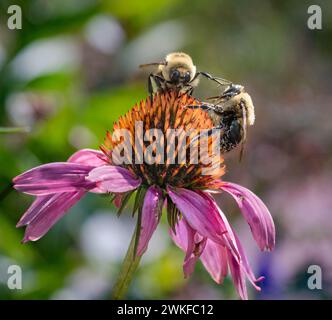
[200,239,228,284]
[170,218,207,278]
[136,186,163,256]
[13,163,94,195]
[203,191,265,298]
[87,165,141,193]
[21,190,85,242]
[68,148,108,166]
[232,228,264,291]
[14,149,112,243]
[16,194,54,227]
[220,182,275,251]
[195,191,240,262]
[202,192,264,295]
[167,186,227,245]
[226,232,264,300]
[226,248,248,300]
[169,218,188,250]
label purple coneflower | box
[13,92,275,299]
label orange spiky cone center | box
[101,92,225,190]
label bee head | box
[222,84,244,97]
[232,84,244,92]
[160,52,196,85]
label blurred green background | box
[0,0,331,299]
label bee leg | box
[195,72,231,87]
[177,85,194,98]
[148,74,166,100]
[183,86,194,96]
[188,87,194,95]
[148,75,154,102]
[184,103,215,111]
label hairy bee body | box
[219,91,255,127]
[188,84,255,156]
[208,85,255,155]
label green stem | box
[111,228,142,300]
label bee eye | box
[184,71,191,83]
[170,69,180,82]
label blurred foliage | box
[0,0,332,299]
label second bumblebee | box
[188,83,255,158]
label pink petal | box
[232,228,264,291]
[136,186,163,256]
[21,190,85,243]
[198,195,262,299]
[226,232,264,300]
[87,166,141,193]
[202,193,263,294]
[170,218,207,278]
[167,186,227,245]
[14,148,111,243]
[16,194,54,227]
[220,182,275,251]
[68,148,108,166]
[169,218,188,250]
[68,149,109,193]
[195,191,240,262]
[13,163,94,195]
[227,248,248,300]
[200,240,228,284]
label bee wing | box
[241,101,247,141]
[139,60,166,69]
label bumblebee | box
[139,52,226,97]
[187,83,255,158]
